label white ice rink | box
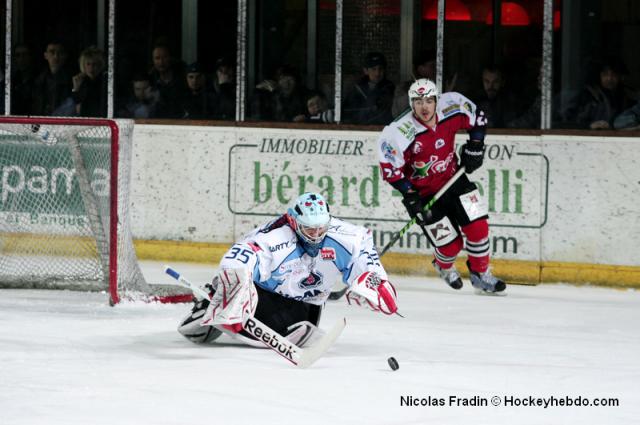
[1,261,639,425]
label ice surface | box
[1,261,639,425]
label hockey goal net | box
[0,117,189,304]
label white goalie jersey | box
[219,216,388,305]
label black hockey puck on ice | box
[387,357,399,371]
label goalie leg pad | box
[178,298,223,343]
[201,267,258,332]
[285,320,324,347]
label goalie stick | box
[164,266,346,368]
[329,167,466,300]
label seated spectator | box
[251,65,307,122]
[31,41,73,115]
[573,58,636,130]
[181,62,216,119]
[148,43,187,118]
[118,73,158,118]
[212,57,235,120]
[293,91,335,123]
[342,52,395,125]
[72,46,107,117]
[11,44,37,115]
[475,65,521,128]
[613,100,640,130]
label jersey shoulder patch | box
[437,92,476,120]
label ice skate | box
[467,261,506,294]
[177,284,222,343]
[432,260,463,290]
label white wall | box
[130,125,640,267]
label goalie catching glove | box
[346,271,398,315]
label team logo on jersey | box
[381,141,398,162]
[320,247,336,261]
[432,152,455,173]
[413,141,422,154]
[411,156,437,178]
[462,101,473,113]
[435,138,445,149]
[297,270,323,290]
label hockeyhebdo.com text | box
[400,395,620,408]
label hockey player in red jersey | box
[377,78,506,293]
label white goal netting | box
[0,117,188,304]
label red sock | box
[462,219,490,273]
[433,236,463,270]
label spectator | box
[31,41,73,115]
[11,44,37,115]
[475,65,520,128]
[118,73,157,118]
[342,52,395,125]
[181,62,216,119]
[148,44,187,118]
[613,100,640,130]
[212,57,235,120]
[293,91,335,123]
[251,65,307,122]
[72,47,107,117]
[573,58,636,129]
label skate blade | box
[473,288,508,297]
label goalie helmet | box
[408,78,439,109]
[287,192,331,255]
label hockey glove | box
[346,271,398,315]
[460,140,485,174]
[402,191,429,225]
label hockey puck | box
[387,356,399,371]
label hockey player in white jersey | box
[178,192,398,346]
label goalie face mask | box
[287,192,331,254]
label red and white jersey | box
[378,92,478,196]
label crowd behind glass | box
[5,6,639,131]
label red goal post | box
[0,116,190,304]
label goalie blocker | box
[177,192,398,357]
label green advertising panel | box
[0,138,110,216]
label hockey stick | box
[164,266,346,368]
[329,166,466,301]
[378,166,466,256]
